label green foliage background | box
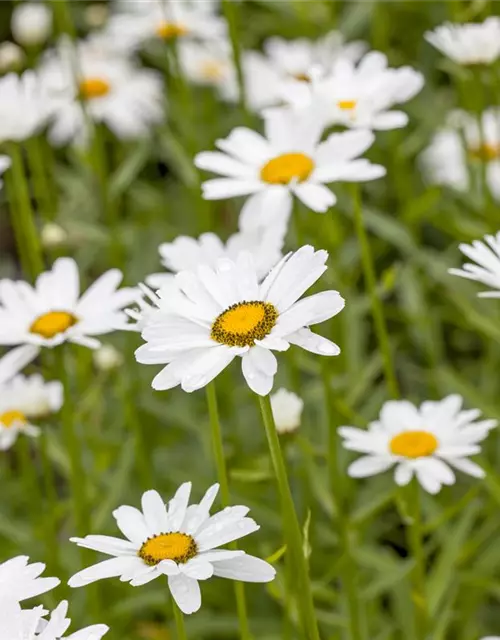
[2,1,500,639]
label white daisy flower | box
[68,483,276,615]
[38,38,164,146]
[339,395,497,494]
[105,0,227,52]
[277,51,424,131]
[0,257,139,350]
[421,109,500,200]
[178,39,234,89]
[0,556,60,603]
[270,388,303,434]
[135,245,345,396]
[145,227,285,290]
[0,600,108,640]
[195,108,385,232]
[448,232,500,298]
[11,2,52,48]
[0,72,53,143]
[425,18,500,65]
[93,343,124,372]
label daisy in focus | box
[448,232,500,298]
[135,245,345,395]
[195,108,385,231]
[270,388,303,434]
[339,395,496,494]
[69,483,275,615]
[105,0,227,52]
[146,227,285,290]
[0,555,60,602]
[0,257,139,350]
[425,18,500,65]
[38,38,164,146]
[0,345,62,450]
[277,51,424,131]
[421,109,500,200]
[0,600,108,640]
[0,72,53,143]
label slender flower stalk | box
[258,394,320,640]
[406,481,428,640]
[172,597,188,640]
[5,142,44,280]
[25,136,56,221]
[205,381,251,640]
[351,184,399,398]
[221,0,248,117]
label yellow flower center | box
[139,533,197,566]
[211,301,278,348]
[469,143,500,162]
[337,99,357,111]
[79,77,111,100]
[0,410,26,428]
[201,61,225,81]
[293,72,311,82]
[260,153,315,185]
[389,430,438,459]
[30,311,78,339]
[156,20,188,40]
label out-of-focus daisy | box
[105,0,227,52]
[69,483,275,614]
[178,39,234,89]
[270,388,303,434]
[0,42,25,73]
[278,51,424,130]
[0,556,60,603]
[0,347,63,451]
[0,257,139,350]
[339,395,496,494]
[11,2,52,48]
[195,109,385,231]
[448,232,500,297]
[40,223,68,249]
[38,38,164,146]
[135,245,345,395]
[93,343,124,372]
[0,600,108,640]
[0,72,53,143]
[421,109,500,200]
[146,227,285,290]
[425,18,500,65]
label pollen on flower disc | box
[30,311,78,339]
[79,77,111,100]
[211,300,278,347]
[260,153,315,185]
[389,430,438,459]
[0,410,26,428]
[156,21,188,39]
[139,533,197,565]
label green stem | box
[5,142,44,280]
[351,185,398,398]
[122,373,152,489]
[25,137,57,221]
[172,598,188,640]
[38,432,62,577]
[205,382,251,640]
[221,0,248,117]
[56,347,89,535]
[258,394,320,640]
[406,481,427,639]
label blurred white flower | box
[0,556,60,603]
[421,109,500,200]
[0,72,53,143]
[277,51,423,131]
[11,2,52,47]
[0,42,25,73]
[105,0,227,51]
[38,38,165,146]
[146,227,286,290]
[425,18,500,65]
[271,388,303,434]
[84,3,110,29]
[448,232,500,297]
[69,483,275,614]
[195,108,385,232]
[339,395,496,494]
[41,222,67,249]
[178,39,234,88]
[93,343,124,371]
[0,257,139,350]
[0,600,108,640]
[135,245,344,395]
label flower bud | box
[11,3,52,47]
[270,388,304,434]
[41,223,67,249]
[0,42,25,72]
[93,344,123,371]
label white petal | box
[394,462,414,486]
[181,559,214,580]
[446,457,485,478]
[68,557,144,587]
[168,482,192,531]
[141,490,169,533]
[69,535,138,557]
[182,484,220,534]
[276,290,345,334]
[238,187,292,232]
[112,506,151,544]
[168,574,201,615]
[212,554,276,583]
[293,182,336,212]
[196,515,258,551]
[194,151,255,178]
[241,349,275,396]
[201,178,261,200]
[286,328,340,355]
[158,560,181,576]
[348,455,394,478]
